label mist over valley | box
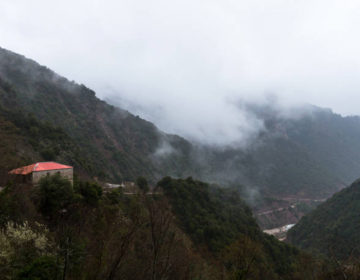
[2,1,360,279]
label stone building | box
[9,162,73,185]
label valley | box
[2,0,360,277]
[287,178,360,260]
[254,196,326,230]
[0,46,354,232]
[1,46,360,279]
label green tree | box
[136,176,149,193]
[75,181,102,206]
[35,174,74,217]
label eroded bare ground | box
[263,224,295,241]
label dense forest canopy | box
[287,178,360,260]
[0,174,343,280]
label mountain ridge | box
[1,46,360,203]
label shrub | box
[76,181,103,206]
[17,255,60,280]
[35,174,74,217]
[136,176,149,193]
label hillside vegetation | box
[158,177,309,278]
[0,174,340,280]
[2,47,360,200]
[0,47,193,183]
[287,179,360,260]
[3,47,360,278]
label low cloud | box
[153,139,177,157]
[1,0,360,145]
[107,91,266,146]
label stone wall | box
[32,168,73,185]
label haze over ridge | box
[1,0,360,145]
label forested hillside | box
[190,105,360,199]
[0,175,208,279]
[4,47,360,278]
[287,178,360,260]
[2,46,360,201]
[0,47,193,183]
[159,177,306,279]
[0,174,338,280]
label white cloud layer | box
[1,0,360,144]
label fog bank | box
[1,0,360,145]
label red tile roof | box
[9,162,73,175]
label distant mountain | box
[287,178,360,259]
[182,107,354,199]
[2,47,360,202]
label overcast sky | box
[1,0,360,145]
